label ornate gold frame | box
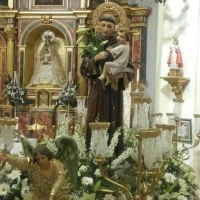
[92,2,129,30]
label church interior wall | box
[134,0,200,183]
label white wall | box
[127,0,200,183]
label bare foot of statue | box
[105,77,111,86]
[98,75,105,80]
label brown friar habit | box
[80,32,134,155]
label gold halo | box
[92,2,129,30]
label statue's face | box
[99,20,115,39]
[35,152,49,169]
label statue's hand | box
[94,51,109,62]
[0,152,9,162]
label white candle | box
[68,72,71,82]
[136,68,140,82]
[15,117,19,131]
[80,0,86,9]
[8,0,13,9]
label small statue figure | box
[98,29,130,91]
[167,35,183,69]
[0,135,78,200]
[27,30,65,87]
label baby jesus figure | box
[98,29,130,90]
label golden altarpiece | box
[0,0,151,135]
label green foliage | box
[76,28,108,59]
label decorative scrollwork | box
[41,15,51,24]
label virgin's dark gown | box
[80,33,134,155]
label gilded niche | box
[27,30,66,87]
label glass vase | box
[89,122,110,158]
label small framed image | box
[30,0,66,10]
[178,118,192,144]
[34,0,63,5]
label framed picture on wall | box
[31,0,66,10]
[0,0,8,6]
[34,0,63,5]
[178,118,192,144]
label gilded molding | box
[89,122,110,130]
[136,128,161,139]
[156,124,176,131]
[123,6,152,17]
[18,45,26,51]
[41,14,51,24]
[4,27,16,41]
[161,76,190,101]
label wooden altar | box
[0,0,151,134]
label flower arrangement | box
[58,82,78,106]
[154,157,200,200]
[54,74,79,109]
[5,79,26,106]
[0,161,31,200]
[2,116,200,200]
[76,28,108,59]
[3,71,32,107]
[76,28,108,74]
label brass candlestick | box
[95,156,133,200]
[135,128,161,199]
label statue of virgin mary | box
[27,30,65,87]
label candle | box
[80,0,86,9]
[15,117,19,131]
[136,68,140,82]
[8,0,13,9]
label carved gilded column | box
[18,45,26,85]
[65,46,75,80]
[4,27,16,79]
[75,12,91,95]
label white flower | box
[118,194,127,200]
[177,195,188,200]
[79,165,88,173]
[0,183,10,196]
[108,128,121,157]
[81,177,93,186]
[111,148,135,169]
[164,173,176,183]
[179,184,189,193]
[103,194,116,200]
[178,178,186,187]
[21,178,30,193]
[94,169,101,177]
[7,169,21,180]
[21,191,33,200]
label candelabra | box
[87,81,176,200]
[89,122,175,199]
